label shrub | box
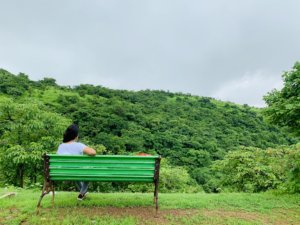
[211,146,297,192]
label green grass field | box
[1,188,299,225]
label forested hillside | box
[0,69,297,191]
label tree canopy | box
[0,97,70,187]
[263,62,300,136]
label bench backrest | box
[44,154,161,183]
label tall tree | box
[0,97,70,187]
[263,62,300,136]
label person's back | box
[57,142,87,155]
[57,124,96,156]
[57,124,96,200]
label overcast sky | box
[0,0,299,107]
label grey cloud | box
[0,0,299,106]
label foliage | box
[0,69,298,191]
[211,145,300,193]
[158,159,200,193]
[263,62,300,135]
[0,69,33,96]
[284,143,300,193]
[0,97,70,187]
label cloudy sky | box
[0,0,299,107]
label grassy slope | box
[1,188,299,225]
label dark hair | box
[63,124,79,143]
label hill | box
[0,69,297,189]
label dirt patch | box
[203,209,262,221]
[202,209,299,225]
[45,207,198,225]
[1,207,22,224]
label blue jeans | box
[76,182,88,194]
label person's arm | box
[83,146,96,156]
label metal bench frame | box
[37,154,161,214]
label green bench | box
[37,154,161,213]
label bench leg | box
[51,182,55,208]
[37,180,53,208]
[37,191,47,208]
[154,181,159,217]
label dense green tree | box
[263,62,300,135]
[285,143,300,193]
[0,97,70,187]
[37,77,58,87]
[211,146,291,192]
[0,69,32,96]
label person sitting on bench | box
[57,124,96,200]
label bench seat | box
[37,154,161,214]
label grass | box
[1,187,300,225]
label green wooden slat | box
[50,164,155,170]
[49,155,157,164]
[50,170,154,175]
[50,167,154,171]
[50,160,155,166]
[48,154,159,159]
[50,163,155,170]
[50,174,154,182]
[51,177,153,182]
[50,158,156,161]
[50,174,152,177]
[50,160,155,164]
[50,162,155,167]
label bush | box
[284,143,300,193]
[125,158,201,193]
[159,159,201,193]
[211,145,298,192]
